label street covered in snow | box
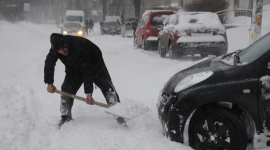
[1,4,270,150]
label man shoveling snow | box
[44,33,126,128]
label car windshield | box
[238,32,270,64]
[151,13,172,26]
[63,23,82,28]
[104,22,119,27]
[66,16,82,22]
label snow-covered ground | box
[1,5,270,150]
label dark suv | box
[157,32,270,150]
[158,12,228,59]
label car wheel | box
[168,43,177,59]
[158,40,166,58]
[142,38,148,50]
[133,37,140,48]
[188,107,247,150]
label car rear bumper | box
[103,29,121,34]
[175,42,227,55]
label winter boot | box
[105,88,118,106]
[58,115,72,129]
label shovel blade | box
[105,101,149,120]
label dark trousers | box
[60,59,119,117]
[85,28,88,35]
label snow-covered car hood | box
[163,56,233,94]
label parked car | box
[100,21,121,35]
[125,17,135,26]
[134,10,174,50]
[60,22,85,37]
[157,32,270,150]
[158,12,228,59]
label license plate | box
[192,32,213,37]
[111,30,116,32]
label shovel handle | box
[54,89,110,108]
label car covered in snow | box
[157,32,270,150]
[133,10,175,50]
[100,21,121,35]
[60,22,85,37]
[158,12,228,59]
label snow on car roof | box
[142,10,174,19]
[66,10,84,16]
[177,12,225,31]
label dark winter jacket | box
[44,33,103,94]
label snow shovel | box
[54,89,149,120]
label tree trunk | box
[130,0,141,19]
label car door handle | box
[243,89,250,93]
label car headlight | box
[77,30,83,35]
[174,71,213,92]
[63,31,68,35]
[104,28,109,30]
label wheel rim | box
[134,37,138,47]
[194,117,233,150]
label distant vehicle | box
[65,10,85,28]
[60,22,85,37]
[157,32,270,150]
[100,21,121,35]
[134,10,175,50]
[125,18,135,26]
[158,12,228,59]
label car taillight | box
[177,30,187,36]
[217,29,225,35]
[174,30,178,36]
[185,30,191,36]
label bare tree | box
[129,0,141,19]
[185,0,229,13]
[184,0,229,24]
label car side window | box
[168,14,176,25]
[163,17,169,26]
[140,14,149,26]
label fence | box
[216,8,252,28]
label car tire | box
[168,43,177,59]
[188,106,247,150]
[133,37,140,48]
[158,40,166,58]
[142,38,148,50]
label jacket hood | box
[50,33,67,51]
